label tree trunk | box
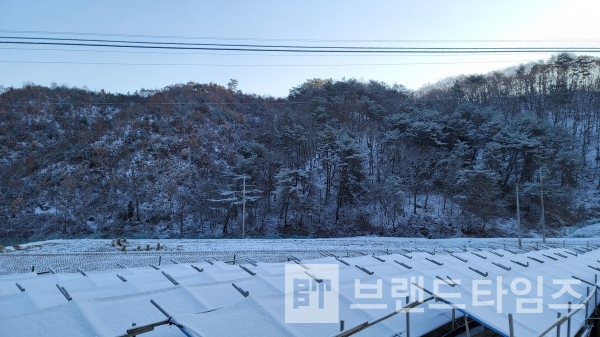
[136,198,140,222]
[283,202,289,227]
[335,196,342,221]
[413,192,417,214]
[179,204,185,237]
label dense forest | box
[2,53,600,242]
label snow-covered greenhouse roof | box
[1,245,599,336]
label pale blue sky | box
[1,0,599,97]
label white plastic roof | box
[0,246,598,336]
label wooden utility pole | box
[516,184,522,248]
[242,176,246,239]
[540,167,546,243]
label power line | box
[2,29,600,44]
[3,36,600,51]
[0,59,543,67]
[0,46,557,58]
[2,39,600,53]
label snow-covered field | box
[1,237,599,275]
[5,236,600,254]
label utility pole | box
[540,167,546,243]
[516,183,522,248]
[209,174,259,239]
[242,176,246,239]
[236,174,258,239]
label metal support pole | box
[587,287,590,320]
[464,314,470,337]
[594,274,598,314]
[567,301,571,337]
[405,295,410,337]
[406,310,410,337]
[340,320,344,332]
[509,313,515,337]
[452,308,456,329]
[556,312,561,337]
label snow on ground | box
[565,222,600,238]
[4,236,600,255]
[1,237,599,275]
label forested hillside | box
[2,53,600,242]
